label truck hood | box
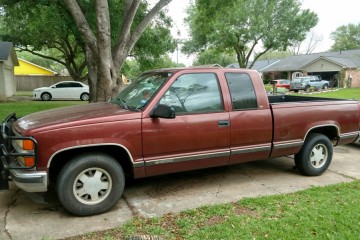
[13,103,140,134]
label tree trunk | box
[64,0,173,102]
[84,45,97,102]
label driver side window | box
[159,73,223,114]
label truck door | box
[142,72,230,176]
[224,72,273,164]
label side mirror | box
[150,104,175,119]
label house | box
[0,42,19,100]
[228,49,360,88]
[15,58,57,76]
[14,59,67,91]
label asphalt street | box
[0,143,359,240]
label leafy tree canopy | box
[183,0,318,68]
[257,51,293,61]
[0,0,176,101]
[330,23,360,51]
[192,48,236,67]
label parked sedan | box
[269,79,291,89]
[33,81,89,101]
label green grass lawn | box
[288,87,360,101]
[0,92,87,120]
[65,180,360,240]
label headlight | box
[15,139,34,150]
[12,139,36,167]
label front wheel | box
[56,152,125,216]
[41,92,52,101]
[80,93,89,101]
[295,133,333,176]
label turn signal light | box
[23,140,34,151]
[24,157,35,167]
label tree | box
[183,0,318,68]
[0,0,175,102]
[0,1,87,81]
[257,51,292,61]
[192,48,236,66]
[288,31,323,55]
[330,23,360,51]
[64,0,173,101]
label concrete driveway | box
[1,143,359,240]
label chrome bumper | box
[9,169,47,192]
[355,131,360,143]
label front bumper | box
[1,113,47,192]
[9,167,47,192]
[355,131,360,143]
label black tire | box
[295,133,333,176]
[80,93,89,101]
[41,92,52,101]
[322,84,329,90]
[56,152,125,216]
[304,85,310,92]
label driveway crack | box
[327,169,357,180]
[243,171,282,194]
[122,194,139,217]
[2,189,20,240]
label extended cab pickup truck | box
[1,68,360,216]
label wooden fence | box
[15,75,74,91]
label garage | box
[255,49,360,88]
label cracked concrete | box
[0,143,359,240]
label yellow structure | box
[14,59,57,76]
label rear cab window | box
[225,72,258,110]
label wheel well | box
[306,126,338,143]
[48,145,134,182]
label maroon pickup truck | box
[1,68,360,216]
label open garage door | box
[308,71,339,87]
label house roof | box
[227,49,360,72]
[264,49,360,72]
[227,59,280,71]
[15,58,58,76]
[0,42,19,65]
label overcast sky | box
[166,0,360,66]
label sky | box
[165,0,360,66]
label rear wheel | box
[304,85,310,92]
[41,92,52,101]
[295,133,333,176]
[56,152,125,216]
[322,84,329,90]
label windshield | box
[111,71,172,110]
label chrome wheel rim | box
[42,93,50,100]
[82,94,89,101]
[73,168,112,205]
[310,143,328,169]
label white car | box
[33,81,90,101]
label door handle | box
[218,120,229,127]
